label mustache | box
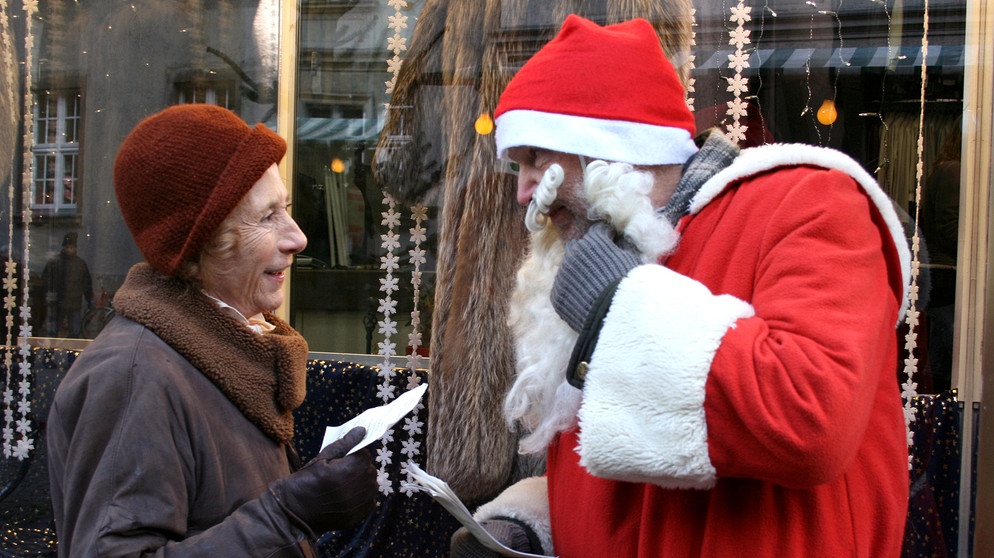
[524,163,564,232]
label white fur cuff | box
[473,476,554,555]
[577,265,754,489]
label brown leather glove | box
[268,426,377,537]
[449,517,544,558]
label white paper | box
[408,461,557,558]
[321,383,428,455]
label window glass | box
[291,0,964,395]
[0,0,968,394]
[290,0,434,355]
[1,0,282,341]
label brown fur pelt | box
[373,0,693,508]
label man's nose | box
[516,170,539,207]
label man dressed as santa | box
[450,14,912,558]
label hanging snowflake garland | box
[3,0,37,460]
[377,199,401,392]
[374,0,429,497]
[686,7,697,112]
[900,0,931,469]
[405,203,427,370]
[724,1,752,144]
[384,0,408,96]
[1,0,19,459]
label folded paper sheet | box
[408,462,557,558]
[321,382,428,455]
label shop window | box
[2,0,283,345]
[30,88,81,215]
[290,0,969,382]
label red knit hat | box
[494,15,697,165]
[114,104,286,276]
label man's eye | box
[510,162,519,172]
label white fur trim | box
[473,476,554,555]
[688,143,912,320]
[577,265,755,489]
[495,109,698,165]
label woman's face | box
[200,164,307,318]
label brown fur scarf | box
[373,0,693,508]
[113,263,310,445]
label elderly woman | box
[47,104,376,557]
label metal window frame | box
[963,1,994,555]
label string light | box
[816,99,838,125]
[473,112,493,135]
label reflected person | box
[41,232,93,338]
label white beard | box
[505,160,682,455]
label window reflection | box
[920,123,962,393]
[0,0,970,392]
[2,0,281,341]
[290,0,434,354]
[31,89,80,215]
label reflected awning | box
[694,44,964,71]
[294,117,382,142]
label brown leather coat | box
[47,263,315,557]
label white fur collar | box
[689,143,912,320]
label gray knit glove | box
[551,222,641,332]
[450,517,543,558]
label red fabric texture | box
[493,15,694,136]
[547,165,908,557]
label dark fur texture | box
[374,0,693,508]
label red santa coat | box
[486,144,911,558]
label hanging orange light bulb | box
[330,157,345,173]
[474,112,494,135]
[817,99,838,126]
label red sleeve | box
[703,168,902,487]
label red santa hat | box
[494,15,698,166]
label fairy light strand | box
[873,0,894,175]
[801,6,824,146]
